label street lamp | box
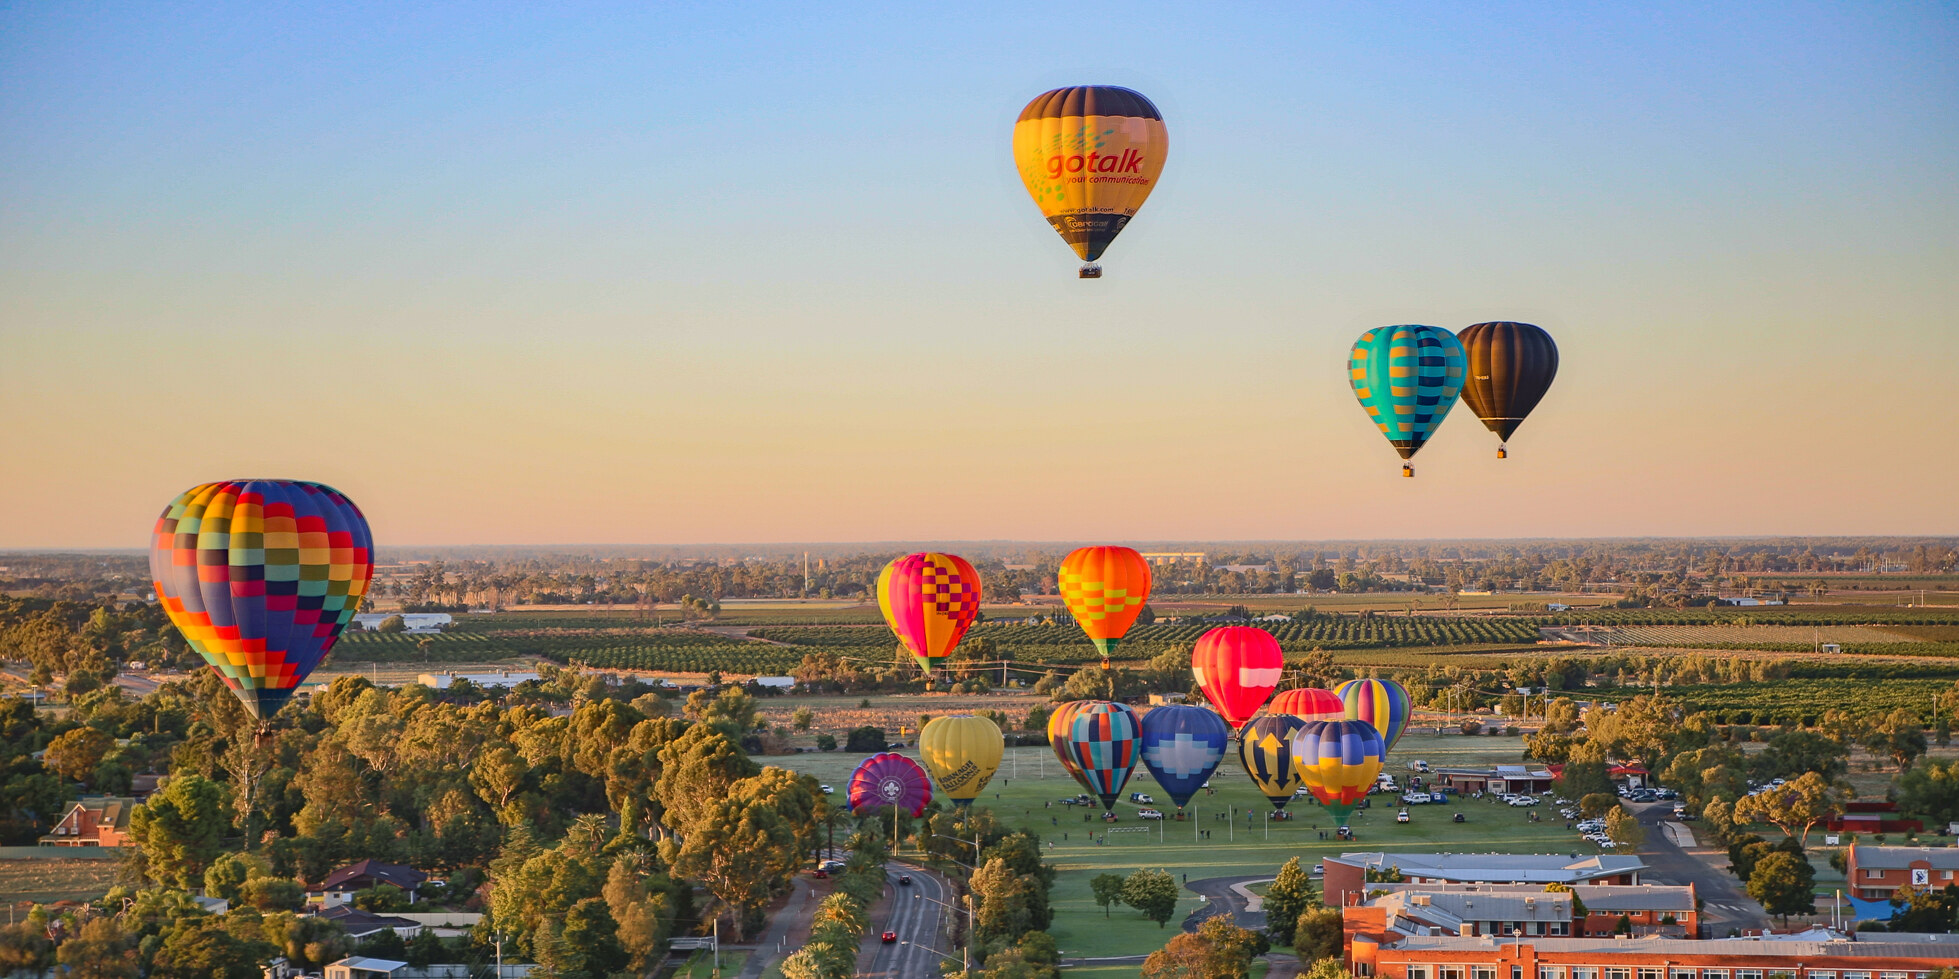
[913,891,977,972]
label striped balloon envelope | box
[149,480,373,722]
[1047,700,1095,791]
[1336,678,1412,753]
[1269,687,1347,725]
[1012,86,1168,276]
[1291,719,1387,825]
[1237,714,1307,810]
[876,552,981,674]
[1058,700,1142,810]
[1138,703,1230,811]
[1191,627,1283,731]
[1349,325,1466,476]
[1058,546,1153,667]
[919,715,1004,807]
[848,752,933,817]
[1457,321,1559,458]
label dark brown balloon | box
[1458,322,1558,450]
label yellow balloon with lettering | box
[1013,86,1168,275]
[919,714,1005,807]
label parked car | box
[1129,792,1155,804]
[1138,808,1165,820]
[1408,760,1430,772]
[1452,812,1466,823]
[1311,863,1325,876]
[1507,796,1539,807]
[810,868,829,878]
[1401,792,1430,805]
[882,931,898,944]
[1396,809,1411,823]
[819,784,833,794]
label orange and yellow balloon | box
[1059,546,1153,667]
[877,552,982,674]
[1013,86,1168,277]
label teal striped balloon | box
[1349,325,1465,461]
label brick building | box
[37,796,137,847]
[1351,933,1959,979]
[1843,845,1959,902]
[1341,884,1700,949]
[1325,853,1647,909]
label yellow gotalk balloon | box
[1013,86,1167,277]
[919,714,1005,807]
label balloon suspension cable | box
[1402,464,1414,478]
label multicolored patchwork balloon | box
[1059,546,1153,667]
[848,752,933,817]
[877,552,981,674]
[919,715,1004,807]
[1336,677,1412,753]
[1291,719,1387,825]
[1058,700,1142,810]
[1238,713,1308,810]
[150,480,373,721]
[1270,687,1347,725]
[1047,699,1095,791]
[1349,325,1466,476]
[1139,704,1230,812]
[1191,627,1283,731]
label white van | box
[1408,760,1430,773]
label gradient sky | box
[3,2,1955,548]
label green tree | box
[1263,857,1315,946]
[376,615,407,634]
[603,857,675,974]
[792,707,814,731]
[1866,709,1929,771]
[202,851,268,902]
[1578,793,1618,819]
[655,724,761,837]
[1746,850,1816,923]
[666,768,812,939]
[1604,805,1646,850]
[1294,907,1343,963]
[1091,873,1126,918]
[1730,771,1846,848]
[42,726,113,783]
[1122,868,1180,928]
[1898,759,1959,826]
[1141,916,1264,979]
[972,856,1039,942]
[1751,730,1849,782]
[128,774,230,889]
[55,917,137,979]
[149,916,272,979]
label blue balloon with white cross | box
[1138,703,1231,811]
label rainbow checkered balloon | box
[149,480,373,721]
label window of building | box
[1639,969,1661,979]
[1604,970,1630,979]
[1439,967,1464,979]
[1473,967,1497,979]
[1701,971,1728,979]
[1864,869,1884,878]
[1736,970,1763,979]
[1842,971,1871,979]
[1549,922,1568,936]
[1513,967,1524,979]
[1878,973,1908,979]
[1572,969,1596,979]
[1539,969,1565,979]
[1805,972,1834,979]
[1942,870,1954,880]
[1406,968,1427,979]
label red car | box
[881,931,897,944]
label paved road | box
[861,863,957,979]
[735,876,815,979]
[1628,800,1771,935]
[1183,875,1270,932]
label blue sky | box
[3,2,1955,546]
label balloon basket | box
[1497,445,1508,459]
[1078,264,1103,279]
[1401,464,1414,478]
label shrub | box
[1460,719,1483,735]
[815,734,837,751]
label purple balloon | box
[848,752,933,816]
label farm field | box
[0,850,122,910]
[774,732,1597,960]
[1596,624,1925,646]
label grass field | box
[673,949,747,979]
[0,851,123,909]
[772,731,1594,960]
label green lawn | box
[774,731,1604,959]
[674,949,747,979]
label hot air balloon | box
[1013,86,1168,278]
[1047,699,1094,791]
[877,552,981,674]
[1138,704,1230,814]
[1237,714,1307,810]
[150,480,373,723]
[1057,701,1142,810]
[919,715,1005,807]
[1457,321,1559,459]
[848,752,933,817]
[1269,687,1347,724]
[1336,678,1412,753]
[1349,325,1466,477]
[1291,719,1386,826]
[1191,627,1283,731]
[1059,546,1153,668]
